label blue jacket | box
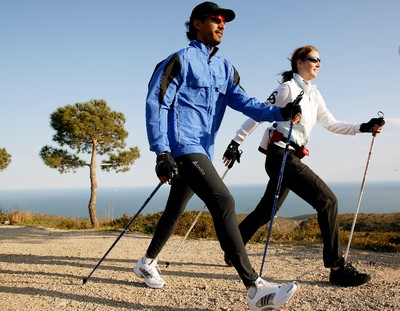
[146,40,284,159]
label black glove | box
[155,152,178,182]
[360,117,385,133]
[280,100,302,121]
[223,140,241,168]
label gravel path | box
[0,225,399,310]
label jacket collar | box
[293,73,317,97]
[190,40,219,57]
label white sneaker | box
[133,256,166,289]
[247,277,298,310]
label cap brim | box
[214,8,235,22]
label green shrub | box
[2,209,398,253]
[289,216,323,243]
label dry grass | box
[1,209,399,253]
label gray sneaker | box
[133,256,166,289]
[247,277,298,311]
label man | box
[134,2,301,310]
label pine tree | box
[40,100,140,228]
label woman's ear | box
[296,59,303,71]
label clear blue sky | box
[1,0,399,190]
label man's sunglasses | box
[303,56,321,63]
[208,15,226,24]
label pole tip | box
[82,278,87,285]
[165,262,170,268]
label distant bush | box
[1,209,399,253]
[0,208,7,223]
[8,209,33,224]
[0,209,91,229]
[291,215,400,253]
[289,216,323,243]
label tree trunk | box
[88,141,99,228]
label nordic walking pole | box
[165,167,230,268]
[259,92,303,277]
[82,182,163,284]
[344,111,384,261]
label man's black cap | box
[190,2,235,22]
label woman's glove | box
[360,117,385,133]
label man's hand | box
[222,140,241,168]
[155,152,178,184]
[280,101,302,123]
[360,117,385,135]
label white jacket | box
[232,73,362,152]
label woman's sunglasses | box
[303,56,321,63]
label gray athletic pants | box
[238,144,345,268]
[146,153,258,287]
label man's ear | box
[192,19,202,30]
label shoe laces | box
[254,277,268,287]
[150,261,162,276]
[154,263,161,275]
[342,263,359,276]
[254,277,280,291]
[144,258,162,276]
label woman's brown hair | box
[281,45,318,83]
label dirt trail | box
[0,226,399,310]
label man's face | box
[194,15,226,47]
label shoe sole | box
[330,275,371,287]
[275,282,300,310]
[286,282,299,301]
[329,275,372,287]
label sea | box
[0,182,399,220]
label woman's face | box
[297,50,321,82]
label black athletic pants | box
[146,153,258,287]
[238,144,344,268]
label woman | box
[223,45,385,287]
